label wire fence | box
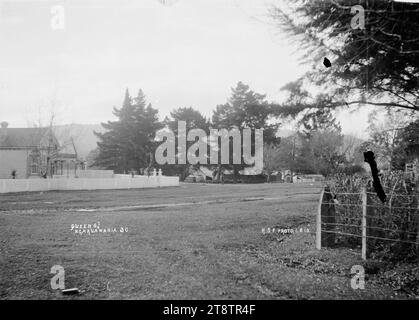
[316,174,419,260]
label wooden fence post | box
[416,207,419,259]
[414,167,419,259]
[362,187,367,261]
[316,188,325,250]
[414,195,419,259]
[321,186,336,247]
[415,183,419,259]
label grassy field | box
[0,183,413,299]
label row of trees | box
[93,84,418,180]
[92,82,380,181]
[93,82,280,180]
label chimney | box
[0,121,8,142]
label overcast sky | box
[0,0,370,136]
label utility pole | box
[71,137,78,177]
[290,135,296,183]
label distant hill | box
[52,124,365,162]
[53,124,105,159]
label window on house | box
[30,157,39,174]
[57,161,63,175]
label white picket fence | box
[0,176,179,193]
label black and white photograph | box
[0,0,419,307]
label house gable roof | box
[0,127,50,148]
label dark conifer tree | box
[94,88,162,173]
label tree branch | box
[333,100,418,111]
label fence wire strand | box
[318,181,419,258]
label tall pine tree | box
[94,89,163,173]
[212,82,280,182]
[163,107,210,180]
